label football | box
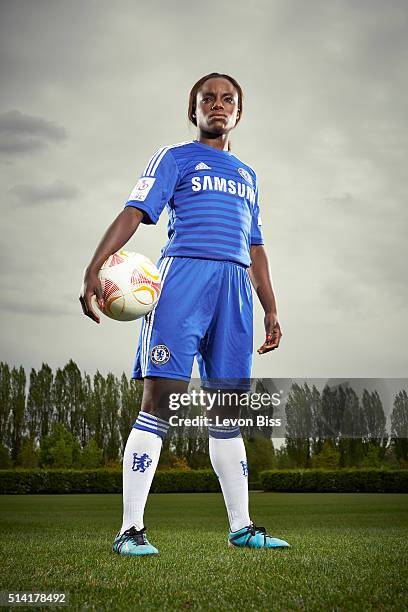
[96,250,161,321]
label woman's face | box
[195,77,240,135]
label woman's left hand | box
[257,313,282,354]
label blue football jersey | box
[125,140,264,267]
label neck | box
[197,131,229,151]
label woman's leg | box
[120,377,188,534]
[207,396,251,532]
[196,263,254,533]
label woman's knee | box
[140,377,189,420]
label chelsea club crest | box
[150,344,171,365]
[238,167,253,186]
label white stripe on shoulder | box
[144,141,193,177]
[144,147,165,176]
[149,147,169,177]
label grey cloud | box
[9,180,79,205]
[0,110,67,154]
[319,191,407,313]
[324,193,355,208]
[0,298,76,318]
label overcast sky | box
[0,0,407,381]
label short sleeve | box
[250,178,264,245]
[125,148,179,224]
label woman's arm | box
[79,206,144,323]
[248,244,282,354]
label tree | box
[52,368,68,426]
[158,450,190,470]
[167,391,211,469]
[285,383,313,468]
[321,385,343,443]
[0,444,12,468]
[362,390,386,441]
[245,435,276,479]
[382,445,401,468]
[26,364,53,444]
[37,364,53,440]
[103,373,120,464]
[361,444,382,468]
[339,387,365,468]
[340,387,365,438]
[49,440,74,469]
[361,389,387,464]
[240,379,281,440]
[391,389,408,464]
[26,369,41,442]
[119,375,143,455]
[81,437,103,468]
[91,371,105,451]
[63,360,84,440]
[275,444,296,469]
[310,385,324,456]
[0,362,11,448]
[311,440,340,469]
[10,366,26,463]
[81,373,93,446]
[16,437,39,468]
[185,432,211,469]
[40,423,81,469]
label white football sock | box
[209,426,251,532]
[120,411,169,534]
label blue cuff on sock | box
[208,424,242,439]
[133,411,170,440]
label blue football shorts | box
[132,256,253,390]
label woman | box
[80,73,290,555]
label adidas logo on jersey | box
[195,162,211,170]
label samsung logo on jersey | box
[191,176,256,205]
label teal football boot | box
[112,526,158,556]
[228,523,290,549]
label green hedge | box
[259,469,408,493]
[2,469,407,495]
[0,469,220,495]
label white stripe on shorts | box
[141,256,174,376]
[143,257,169,373]
[141,258,168,374]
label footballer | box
[80,73,290,555]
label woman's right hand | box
[78,207,144,324]
[79,268,105,324]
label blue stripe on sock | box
[132,411,170,440]
[139,410,170,428]
[136,419,168,436]
[137,413,169,433]
[208,426,241,439]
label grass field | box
[1,493,408,611]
